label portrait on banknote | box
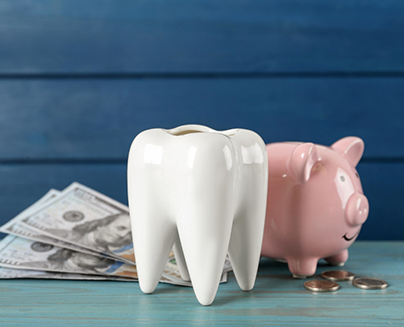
[45,213,132,253]
[22,247,116,273]
[16,184,135,262]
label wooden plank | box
[0,162,402,240]
[0,241,402,325]
[133,154,398,242]
[0,0,403,73]
[0,77,403,159]
[358,163,403,241]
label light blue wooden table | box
[0,241,402,326]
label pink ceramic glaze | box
[261,137,369,277]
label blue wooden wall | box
[0,0,403,240]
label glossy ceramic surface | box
[261,137,369,277]
[127,125,268,305]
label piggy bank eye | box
[340,175,345,182]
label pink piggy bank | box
[261,137,369,278]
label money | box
[0,222,116,261]
[0,235,227,287]
[353,277,388,290]
[321,270,355,281]
[5,183,135,264]
[0,189,120,262]
[0,267,134,281]
[163,258,228,286]
[0,183,233,287]
[0,235,138,279]
[304,280,340,292]
[0,267,206,284]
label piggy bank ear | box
[331,137,364,167]
[287,143,321,184]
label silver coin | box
[321,270,355,281]
[353,277,388,290]
[304,280,340,292]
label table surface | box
[0,241,403,326]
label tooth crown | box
[128,125,268,305]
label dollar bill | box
[0,183,232,285]
[0,235,138,279]
[0,266,227,286]
[7,182,135,264]
[163,257,228,286]
[7,183,232,276]
[0,222,120,261]
[0,267,135,281]
[0,235,201,286]
[0,190,124,262]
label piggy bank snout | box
[345,193,369,227]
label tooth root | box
[177,215,233,306]
[128,137,178,294]
[173,237,190,282]
[228,211,265,291]
[131,210,176,294]
[228,150,268,291]
[176,181,235,305]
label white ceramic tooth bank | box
[127,124,268,305]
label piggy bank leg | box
[286,257,318,278]
[324,250,348,267]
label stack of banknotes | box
[0,182,231,285]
